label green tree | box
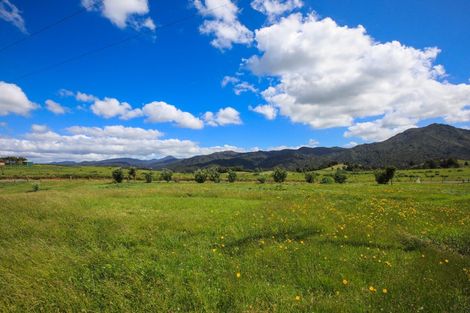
[208,168,221,183]
[227,170,237,183]
[160,169,173,182]
[374,167,396,185]
[128,167,137,181]
[305,171,318,183]
[143,172,153,183]
[334,170,347,184]
[112,168,124,183]
[272,167,287,183]
[194,169,208,183]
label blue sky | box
[0,0,469,162]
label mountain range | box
[51,124,470,171]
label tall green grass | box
[0,181,469,312]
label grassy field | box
[2,164,470,183]
[0,178,469,312]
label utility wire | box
[0,7,88,53]
[14,34,141,80]
[13,3,230,81]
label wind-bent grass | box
[0,180,469,312]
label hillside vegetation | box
[162,124,470,171]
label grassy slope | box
[0,180,469,312]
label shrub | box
[305,171,318,183]
[272,167,287,183]
[374,171,388,184]
[128,167,137,181]
[143,172,153,183]
[208,168,221,183]
[374,167,396,184]
[440,158,460,168]
[112,168,124,183]
[320,176,334,184]
[257,176,267,184]
[334,170,347,184]
[227,170,237,183]
[32,183,40,192]
[160,169,173,182]
[194,169,208,183]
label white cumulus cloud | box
[344,116,417,142]
[249,104,278,120]
[143,101,204,129]
[82,0,155,31]
[45,99,67,115]
[245,13,470,141]
[91,97,143,120]
[204,107,242,126]
[0,81,37,116]
[67,125,163,139]
[251,0,303,21]
[0,125,245,162]
[194,0,253,49]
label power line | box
[13,3,231,81]
[0,7,87,53]
[14,34,141,80]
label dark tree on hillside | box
[440,158,459,168]
[424,160,438,169]
[128,167,137,181]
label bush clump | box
[112,168,124,183]
[272,168,287,183]
[320,176,334,184]
[160,169,173,182]
[32,183,40,192]
[305,172,318,183]
[208,168,221,183]
[374,167,396,185]
[143,172,153,183]
[194,169,208,183]
[227,170,237,183]
[128,167,137,181]
[334,170,347,184]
